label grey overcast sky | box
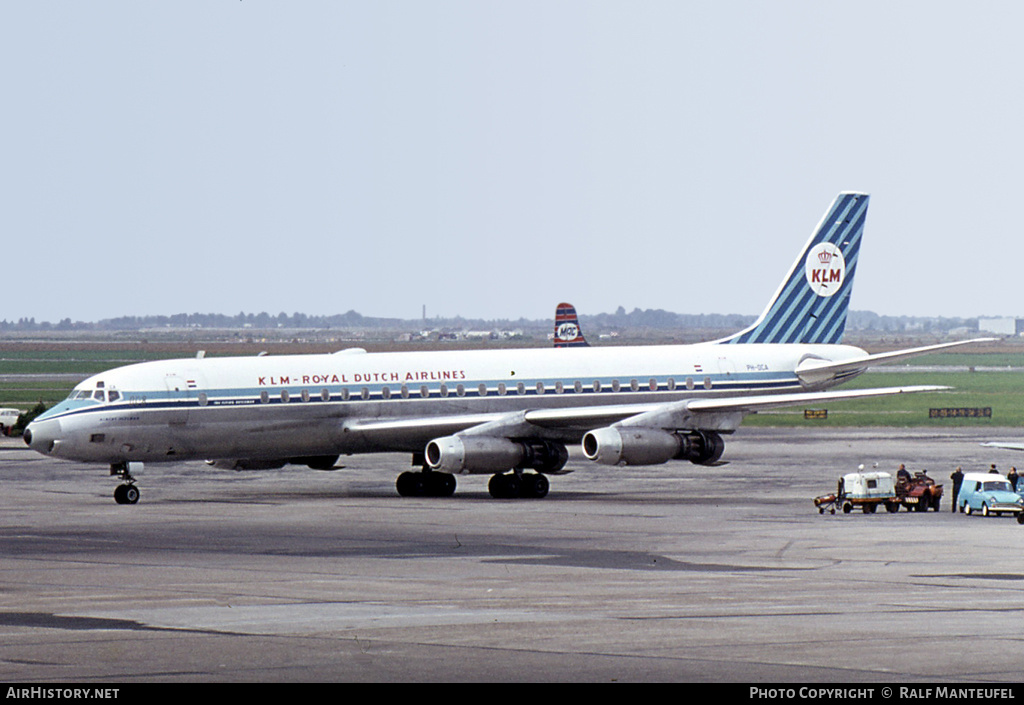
[2,1,1021,323]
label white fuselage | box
[27,342,867,466]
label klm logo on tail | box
[805,243,846,296]
[719,192,868,346]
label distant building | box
[978,317,1024,336]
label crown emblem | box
[817,250,834,264]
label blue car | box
[957,473,1024,517]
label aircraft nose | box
[24,418,62,456]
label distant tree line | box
[0,308,982,334]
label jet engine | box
[581,427,724,466]
[425,436,569,474]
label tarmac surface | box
[2,427,1024,683]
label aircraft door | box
[163,373,199,426]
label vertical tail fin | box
[716,192,868,345]
[553,303,589,347]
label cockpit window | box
[69,387,121,403]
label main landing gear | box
[488,470,549,499]
[395,462,551,500]
[110,462,141,505]
[396,468,457,497]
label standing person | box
[950,466,964,512]
[1009,467,1020,492]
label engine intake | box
[581,427,724,466]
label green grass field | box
[744,370,1024,427]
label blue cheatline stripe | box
[721,193,868,345]
[40,373,805,422]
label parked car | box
[956,473,1024,517]
[0,408,20,436]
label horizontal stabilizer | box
[796,338,995,386]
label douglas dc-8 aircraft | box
[25,193,987,503]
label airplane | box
[553,303,589,347]
[24,192,989,504]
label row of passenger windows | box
[76,376,719,408]
[194,377,716,406]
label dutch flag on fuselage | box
[717,192,868,346]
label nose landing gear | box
[110,462,142,505]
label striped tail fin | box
[553,303,589,347]
[716,192,868,345]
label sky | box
[3,1,1022,324]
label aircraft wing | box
[796,338,994,385]
[602,384,950,430]
[343,385,950,449]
